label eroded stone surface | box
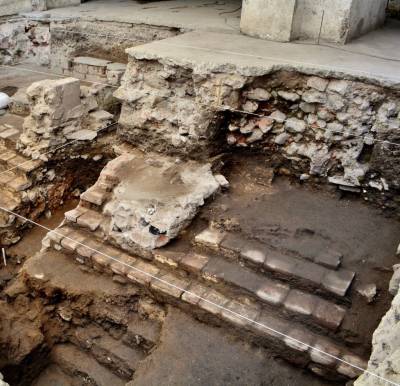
[99,153,223,250]
[355,279,400,385]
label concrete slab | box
[23,0,242,33]
[127,30,400,89]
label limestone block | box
[26,77,81,122]
[73,57,111,77]
[240,0,296,42]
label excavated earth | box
[1,19,400,386]
[0,152,399,386]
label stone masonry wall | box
[0,17,50,65]
[0,77,116,245]
[50,20,180,73]
[355,281,400,385]
[115,62,400,212]
[0,17,179,67]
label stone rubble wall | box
[0,77,116,245]
[355,286,400,385]
[115,62,400,211]
[0,17,50,65]
[0,17,180,67]
[50,20,180,74]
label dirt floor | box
[130,307,336,386]
[179,153,400,356]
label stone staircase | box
[34,313,161,385]
[40,159,367,382]
[0,139,43,243]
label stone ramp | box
[39,152,367,381]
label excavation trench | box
[1,12,400,385]
[0,151,399,386]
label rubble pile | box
[18,77,113,158]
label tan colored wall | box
[240,0,387,44]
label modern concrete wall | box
[240,0,297,42]
[241,0,388,44]
[291,0,351,43]
[347,0,387,41]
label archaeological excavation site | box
[1,0,400,385]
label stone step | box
[0,187,22,211]
[154,249,346,333]
[47,225,347,334]
[194,227,355,298]
[80,183,110,208]
[122,313,161,352]
[72,324,145,380]
[43,227,367,380]
[50,343,126,386]
[65,206,106,233]
[0,169,31,193]
[32,364,76,386]
[0,124,20,145]
[0,144,42,175]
